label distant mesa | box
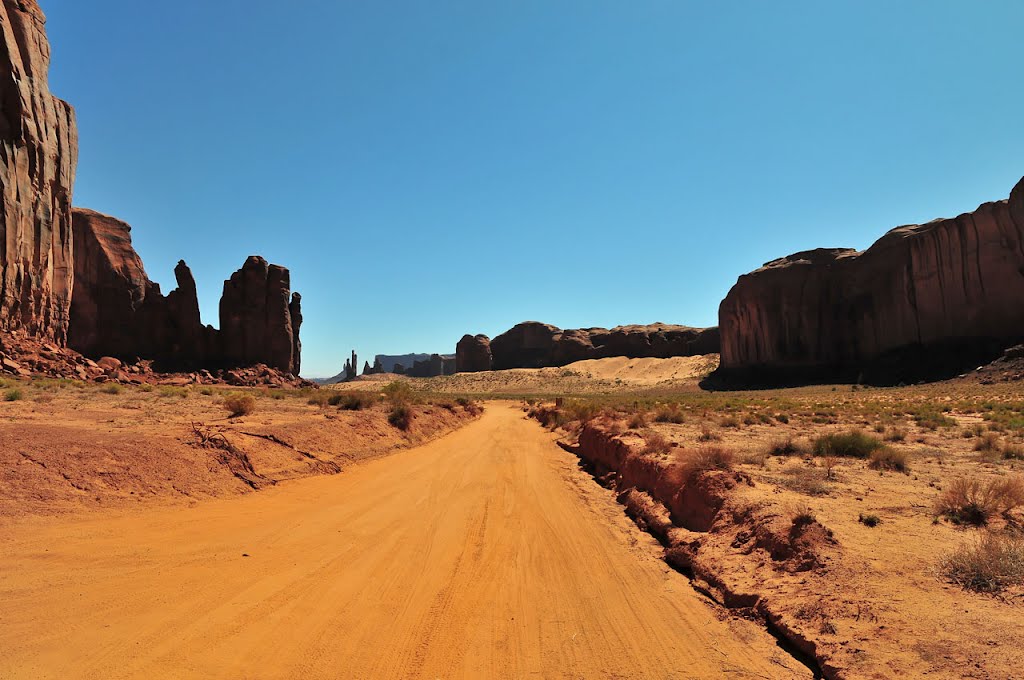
[455,322,720,372]
[715,175,1024,386]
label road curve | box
[0,403,807,679]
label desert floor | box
[0,402,808,679]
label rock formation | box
[407,354,456,378]
[484,322,719,371]
[455,334,492,372]
[0,0,78,342]
[70,211,301,374]
[718,176,1024,384]
[220,256,302,376]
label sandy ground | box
[0,403,808,680]
[342,355,720,395]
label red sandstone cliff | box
[0,0,77,341]
[719,176,1024,383]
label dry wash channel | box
[0,403,808,679]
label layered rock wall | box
[719,176,1024,383]
[456,334,492,372]
[0,0,77,342]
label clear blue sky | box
[45,1,1024,378]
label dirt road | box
[0,404,807,679]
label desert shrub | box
[456,396,472,408]
[268,389,287,400]
[812,430,884,458]
[307,392,331,407]
[654,404,684,424]
[974,431,1002,453]
[868,447,910,472]
[941,532,1024,592]
[199,386,215,396]
[101,383,123,395]
[678,446,735,479]
[775,413,790,424]
[382,381,414,406]
[327,393,346,407]
[858,513,881,527]
[1003,442,1024,460]
[4,388,23,402]
[719,414,741,429]
[388,403,413,430]
[962,424,985,439]
[910,406,957,430]
[642,430,672,455]
[159,386,187,398]
[779,463,830,496]
[628,412,648,430]
[767,436,802,456]
[336,392,376,410]
[697,424,721,442]
[223,393,256,418]
[563,399,601,423]
[139,384,154,393]
[884,428,907,443]
[936,475,1024,525]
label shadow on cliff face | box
[700,337,1021,390]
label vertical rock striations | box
[718,176,1024,384]
[0,0,78,342]
[220,256,301,375]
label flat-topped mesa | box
[481,321,720,371]
[0,0,78,342]
[718,175,1024,385]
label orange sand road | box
[0,404,807,679]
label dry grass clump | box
[779,462,830,496]
[223,393,256,418]
[1003,442,1024,460]
[4,388,23,401]
[868,447,910,472]
[336,391,377,410]
[936,475,1024,525]
[101,383,123,395]
[974,431,1002,453]
[812,429,885,458]
[307,392,331,407]
[941,531,1024,592]
[654,404,684,424]
[642,430,672,455]
[767,436,803,456]
[628,412,648,430]
[388,403,413,430]
[677,446,735,479]
[697,424,721,442]
[884,427,907,443]
[719,414,741,429]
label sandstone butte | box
[718,175,1024,384]
[458,321,720,372]
[0,1,302,376]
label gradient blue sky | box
[45,1,1024,377]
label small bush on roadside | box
[223,393,256,418]
[101,383,123,395]
[642,430,672,455]
[813,430,884,458]
[383,381,414,406]
[858,513,881,528]
[678,446,735,479]
[4,388,23,402]
[941,532,1024,592]
[936,475,1024,525]
[388,403,413,430]
[628,412,648,430]
[868,447,910,472]
[307,392,331,407]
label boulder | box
[0,0,78,342]
[718,176,1024,384]
[455,334,492,372]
